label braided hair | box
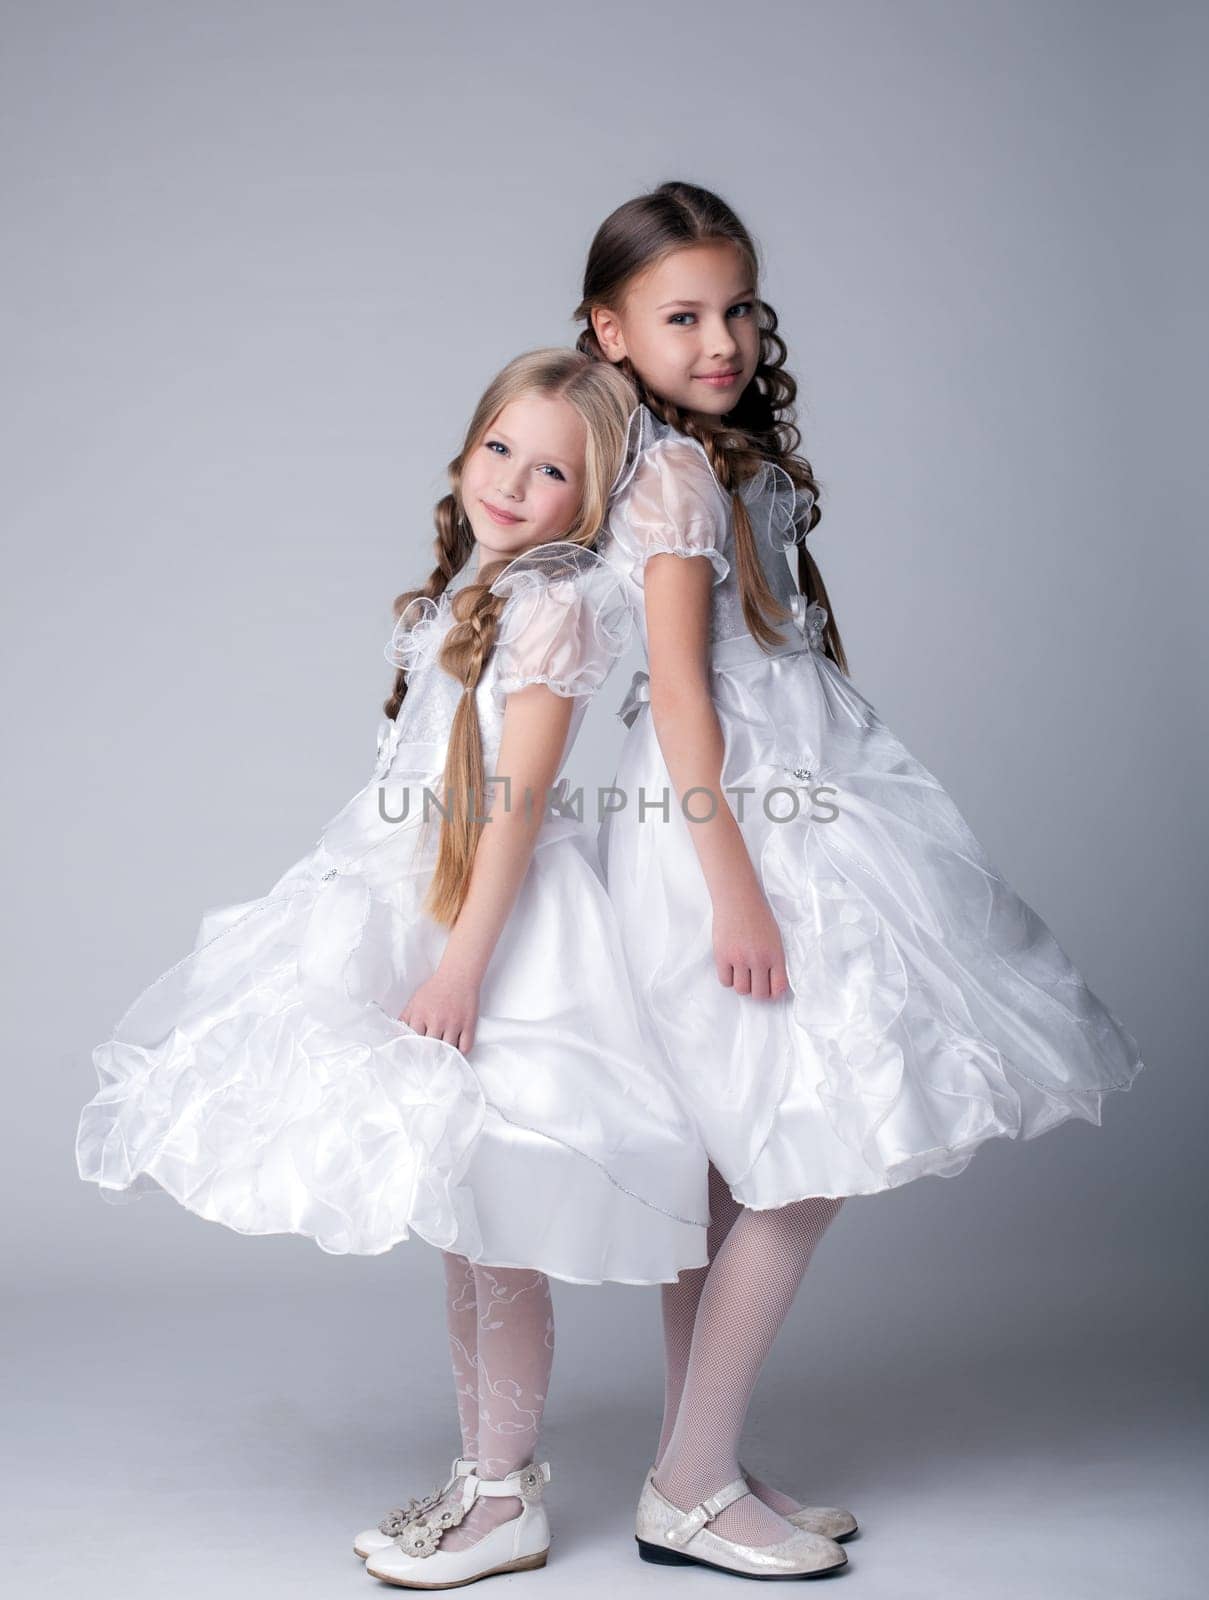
[384,348,636,925]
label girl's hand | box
[713,885,790,1001]
[400,966,480,1054]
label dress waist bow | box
[617,596,828,728]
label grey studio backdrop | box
[4,3,1205,1597]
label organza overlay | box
[599,406,1144,1203]
[77,541,710,1282]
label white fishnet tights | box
[433,1254,554,1552]
[652,1167,845,1547]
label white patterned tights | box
[429,1169,841,1554]
[433,1253,554,1551]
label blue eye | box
[668,312,695,326]
[485,439,563,480]
[728,301,754,318]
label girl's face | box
[591,241,761,427]
[460,392,588,566]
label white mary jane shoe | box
[365,1460,551,1589]
[738,1463,859,1543]
[635,1470,847,1580]
[353,1457,478,1560]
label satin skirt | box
[76,753,710,1283]
[599,649,1144,1205]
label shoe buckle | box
[665,1479,750,1545]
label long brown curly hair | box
[383,348,637,926]
[574,179,848,674]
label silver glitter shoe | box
[739,1462,859,1542]
[635,1469,847,1579]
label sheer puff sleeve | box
[605,405,732,587]
[487,541,634,704]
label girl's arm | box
[401,685,574,1052]
[644,552,789,1002]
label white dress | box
[76,541,710,1284]
[598,406,1144,1205]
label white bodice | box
[599,404,827,663]
[374,541,633,781]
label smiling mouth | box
[482,500,523,525]
[695,370,741,385]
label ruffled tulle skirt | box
[600,650,1144,1205]
[77,759,710,1283]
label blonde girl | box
[77,348,710,1590]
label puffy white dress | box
[76,541,710,1284]
[598,406,1144,1205]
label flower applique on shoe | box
[353,1456,478,1560]
[365,1459,552,1589]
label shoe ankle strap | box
[470,1461,551,1504]
[665,1478,750,1546]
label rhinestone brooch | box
[515,1466,545,1504]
